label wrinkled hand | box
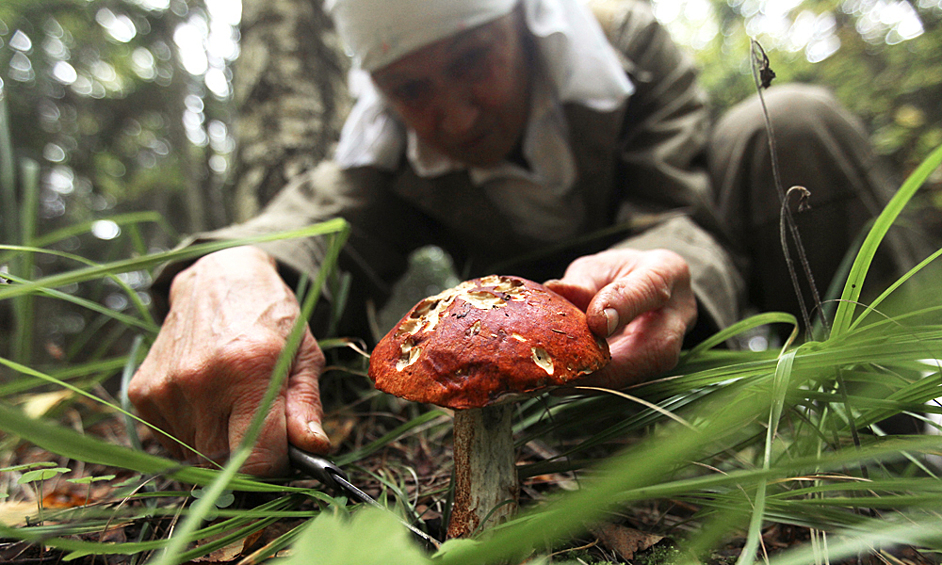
[545,248,697,389]
[128,246,330,477]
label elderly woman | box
[129,0,911,476]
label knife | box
[288,445,440,547]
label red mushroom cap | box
[369,275,611,409]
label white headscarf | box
[326,0,518,72]
[326,0,634,240]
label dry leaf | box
[193,537,250,563]
[19,390,73,419]
[193,528,265,563]
[323,414,357,447]
[593,523,664,561]
[0,500,38,527]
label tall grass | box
[1,126,942,563]
[0,218,353,562]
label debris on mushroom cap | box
[369,275,611,409]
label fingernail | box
[308,421,329,445]
[603,308,619,337]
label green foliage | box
[0,0,238,369]
[16,466,70,485]
[0,0,221,226]
[2,2,942,564]
[67,474,116,509]
[0,217,351,562]
[14,464,70,525]
[833,142,942,334]
[283,508,433,565]
[0,461,58,473]
[636,544,683,565]
[0,161,940,563]
[689,0,942,172]
[273,144,942,565]
[0,95,16,246]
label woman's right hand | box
[128,246,331,477]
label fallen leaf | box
[193,538,250,563]
[97,526,128,544]
[593,523,664,562]
[19,390,73,419]
[0,500,38,527]
[193,528,266,563]
[43,489,88,509]
[323,414,357,448]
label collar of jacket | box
[389,100,627,276]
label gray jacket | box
[155,1,743,338]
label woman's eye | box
[392,81,430,106]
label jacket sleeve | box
[600,1,744,331]
[151,161,437,335]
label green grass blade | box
[236,520,311,563]
[1,243,162,329]
[0,93,16,245]
[334,409,448,467]
[122,334,146,451]
[0,494,306,560]
[849,245,942,332]
[0,270,159,333]
[0,400,288,492]
[683,311,797,359]
[768,515,942,565]
[435,388,772,565]
[434,356,942,565]
[831,143,942,337]
[30,211,177,249]
[0,218,349,301]
[0,355,130,396]
[0,354,221,471]
[0,212,176,268]
[738,347,797,565]
[12,159,39,364]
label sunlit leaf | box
[17,467,70,484]
[283,508,433,565]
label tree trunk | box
[231,0,350,221]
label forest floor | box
[2,384,940,565]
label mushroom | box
[369,275,610,538]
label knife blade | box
[288,445,440,547]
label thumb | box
[285,330,331,454]
[544,278,616,339]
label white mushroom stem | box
[447,403,519,538]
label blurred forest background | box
[1,0,941,373]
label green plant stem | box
[0,93,17,246]
[12,159,39,365]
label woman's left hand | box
[545,248,697,389]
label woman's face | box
[370,11,533,168]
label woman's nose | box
[437,87,479,136]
